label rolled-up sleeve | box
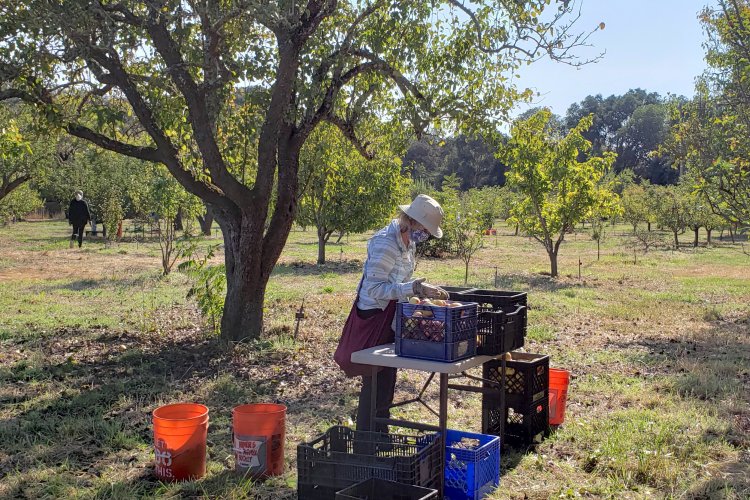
[361,238,414,304]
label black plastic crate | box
[482,352,548,408]
[476,305,526,355]
[482,398,549,447]
[297,426,442,500]
[457,290,528,354]
[395,336,477,362]
[335,478,438,500]
[437,286,477,297]
[459,289,527,309]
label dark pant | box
[356,367,397,433]
[71,224,85,247]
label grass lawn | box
[0,219,748,499]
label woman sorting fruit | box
[334,194,450,432]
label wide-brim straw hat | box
[399,194,444,239]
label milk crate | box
[444,429,500,500]
[482,398,549,447]
[452,289,527,355]
[482,352,549,408]
[297,426,442,500]
[395,301,478,362]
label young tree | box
[621,184,650,233]
[133,165,204,275]
[101,188,124,245]
[500,109,617,277]
[297,124,409,264]
[455,195,486,283]
[654,185,688,249]
[1,1,598,340]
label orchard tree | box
[621,183,650,233]
[666,2,750,226]
[456,193,487,283]
[297,123,409,264]
[1,1,598,340]
[654,185,688,249]
[500,109,617,277]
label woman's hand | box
[412,278,449,300]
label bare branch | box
[448,0,602,67]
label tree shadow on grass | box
[35,274,155,292]
[272,259,363,277]
[0,328,362,498]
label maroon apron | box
[334,296,397,378]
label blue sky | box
[512,0,716,118]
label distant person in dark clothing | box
[67,190,92,248]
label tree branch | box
[142,8,248,203]
[325,114,373,159]
[0,174,31,202]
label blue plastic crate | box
[444,429,500,500]
[396,302,477,342]
[395,337,477,362]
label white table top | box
[350,343,498,374]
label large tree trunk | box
[647,221,651,232]
[673,230,679,249]
[693,227,699,248]
[213,133,300,341]
[317,226,329,265]
[197,204,214,236]
[514,223,519,236]
[707,228,712,246]
[548,249,558,277]
[174,209,183,231]
[215,210,271,342]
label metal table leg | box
[439,373,448,497]
[369,366,378,432]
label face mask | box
[75,194,83,201]
[410,228,430,243]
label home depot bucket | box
[232,403,286,477]
[152,403,209,481]
[548,368,571,425]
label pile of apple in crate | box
[297,288,570,500]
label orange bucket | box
[548,368,571,425]
[152,403,209,481]
[232,403,286,478]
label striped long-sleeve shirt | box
[357,219,417,312]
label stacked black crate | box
[481,352,550,446]
[441,287,549,446]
